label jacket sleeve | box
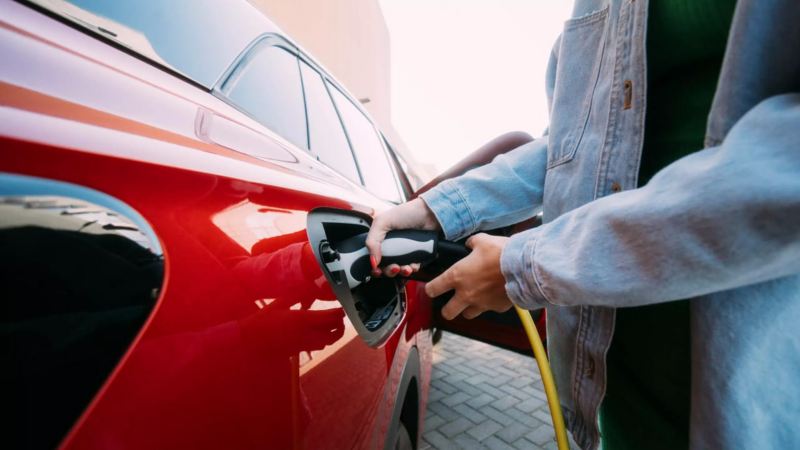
[418,36,561,241]
[501,93,800,309]
[419,136,548,240]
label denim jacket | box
[420,1,800,448]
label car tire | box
[393,422,414,450]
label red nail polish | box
[391,267,400,274]
[401,268,412,276]
[370,255,377,269]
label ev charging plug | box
[321,230,469,289]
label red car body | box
[1,1,433,448]
[0,1,543,449]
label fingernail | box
[401,268,412,276]
[372,268,382,277]
[391,267,400,274]
[370,255,377,269]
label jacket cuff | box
[419,179,476,240]
[500,227,551,309]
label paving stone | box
[481,406,516,427]
[511,438,538,450]
[424,332,555,449]
[465,374,489,385]
[499,384,529,400]
[428,387,446,403]
[465,393,495,409]
[510,377,532,389]
[484,374,513,387]
[425,413,446,430]
[436,380,459,395]
[496,422,534,444]
[440,417,473,438]
[442,391,472,407]
[453,435,489,450]
[526,424,555,446]
[453,403,488,424]
[428,401,461,422]
[515,397,546,414]
[490,396,519,411]
[483,436,517,450]
[466,419,503,442]
[532,410,553,426]
[458,383,483,397]
[423,430,459,450]
[475,383,507,399]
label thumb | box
[465,233,484,250]
[365,222,388,267]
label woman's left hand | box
[425,233,513,320]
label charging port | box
[307,208,405,347]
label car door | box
[1,2,425,448]
[213,39,421,450]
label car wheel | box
[393,422,413,450]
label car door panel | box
[0,12,425,449]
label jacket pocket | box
[547,6,609,168]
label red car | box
[0,1,543,449]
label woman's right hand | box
[366,198,441,277]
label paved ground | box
[421,332,557,450]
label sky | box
[379,0,572,175]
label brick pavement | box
[421,332,557,450]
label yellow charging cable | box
[514,306,570,450]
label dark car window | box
[27,0,266,88]
[298,62,361,184]
[222,45,308,150]
[328,85,402,202]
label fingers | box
[380,262,420,278]
[367,199,442,269]
[425,264,457,298]
[382,264,401,277]
[462,306,485,320]
[440,294,470,320]
[465,232,486,249]
[365,221,388,267]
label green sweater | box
[599,1,736,449]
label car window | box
[222,45,308,150]
[27,0,265,88]
[298,62,361,184]
[328,85,402,203]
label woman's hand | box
[366,198,440,277]
[425,233,513,320]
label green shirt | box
[599,1,736,449]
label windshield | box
[27,0,267,88]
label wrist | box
[414,198,440,230]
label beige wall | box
[248,0,435,183]
[249,0,391,132]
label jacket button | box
[611,182,622,193]
[623,80,633,110]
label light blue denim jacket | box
[420,1,800,448]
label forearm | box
[420,137,548,240]
[502,94,800,309]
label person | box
[365,0,800,448]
